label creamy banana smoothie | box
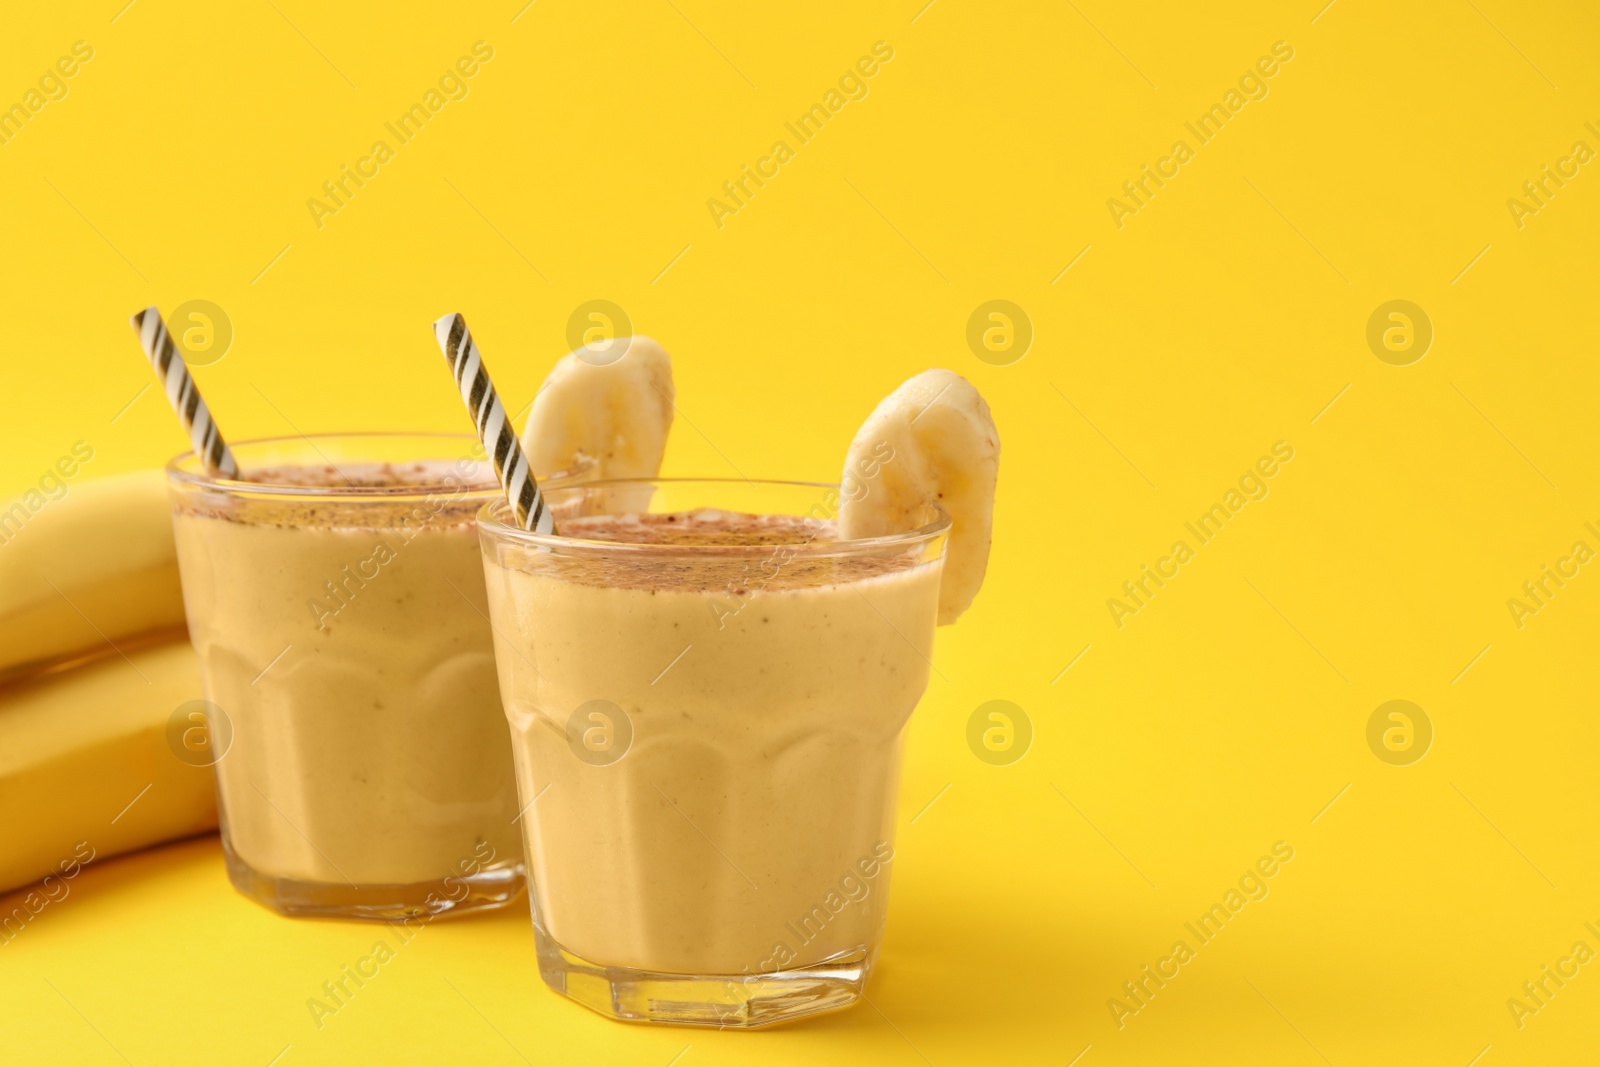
[477,360,999,1029]
[167,434,584,919]
[480,484,948,1026]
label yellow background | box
[3,0,1598,1063]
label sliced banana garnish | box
[521,336,675,481]
[838,369,999,624]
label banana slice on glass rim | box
[520,335,675,487]
[838,369,1000,624]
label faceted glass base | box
[221,836,524,921]
[534,924,871,1028]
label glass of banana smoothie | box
[478,478,949,1027]
[166,433,589,920]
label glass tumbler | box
[167,432,588,920]
[478,478,949,1027]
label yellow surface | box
[1,0,1597,1063]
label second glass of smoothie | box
[478,478,949,1027]
[166,433,588,920]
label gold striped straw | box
[432,313,554,534]
[129,307,238,477]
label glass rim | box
[477,477,951,557]
[165,431,590,499]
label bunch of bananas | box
[0,471,216,895]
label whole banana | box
[0,470,186,681]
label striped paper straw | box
[130,307,239,477]
[432,313,554,534]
